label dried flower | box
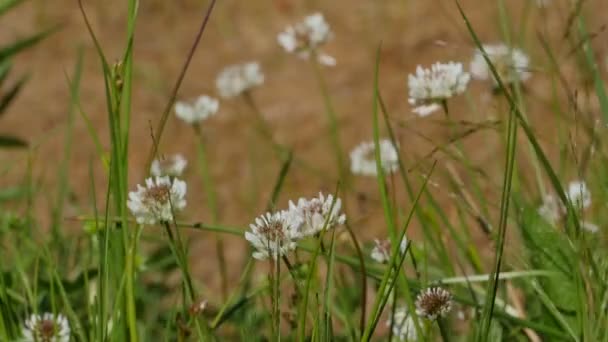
[470,44,530,86]
[245,211,299,260]
[22,313,70,342]
[216,62,264,98]
[415,287,453,320]
[370,238,409,263]
[566,180,591,210]
[127,176,187,225]
[277,13,335,66]
[287,192,346,238]
[174,95,219,125]
[151,154,188,177]
[387,306,417,341]
[408,62,470,116]
[350,139,399,176]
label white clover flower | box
[150,154,188,177]
[566,180,591,210]
[581,221,599,233]
[415,287,453,320]
[245,211,300,260]
[216,62,264,98]
[407,62,470,116]
[287,192,346,238]
[387,306,417,341]
[127,176,187,225]
[277,12,336,66]
[174,95,219,125]
[470,44,530,86]
[538,194,561,224]
[350,139,399,176]
[370,238,409,263]
[22,313,70,342]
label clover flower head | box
[22,313,70,342]
[415,287,453,320]
[245,211,299,260]
[408,62,470,116]
[538,194,561,224]
[470,44,530,85]
[582,221,599,233]
[150,154,188,177]
[287,192,346,238]
[277,13,335,66]
[566,180,591,209]
[175,95,219,124]
[350,139,399,176]
[216,62,264,98]
[387,306,417,341]
[370,237,409,263]
[127,176,187,225]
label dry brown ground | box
[1,0,608,291]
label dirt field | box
[2,0,607,289]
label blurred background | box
[1,0,608,290]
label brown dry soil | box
[1,0,608,293]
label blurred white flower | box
[216,62,264,98]
[245,211,299,260]
[127,176,187,225]
[277,12,335,66]
[470,44,530,85]
[536,0,550,7]
[408,62,470,116]
[415,287,453,320]
[151,154,188,177]
[22,313,70,342]
[350,139,399,176]
[287,192,346,238]
[566,180,591,209]
[581,221,599,233]
[174,95,219,124]
[538,194,561,224]
[387,306,417,341]
[370,238,409,263]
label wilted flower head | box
[287,192,346,238]
[415,287,453,320]
[470,44,530,86]
[22,313,70,342]
[127,176,187,225]
[350,139,399,176]
[277,13,335,66]
[216,62,264,98]
[370,237,409,263]
[566,180,591,210]
[174,95,219,124]
[408,62,470,116]
[245,211,299,260]
[387,306,417,341]
[151,154,188,177]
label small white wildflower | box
[415,287,453,320]
[150,154,188,177]
[245,211,299,260]
[350,139,399,176]
[581,221,599,233]
[174,95,219,125]
[387,306,417,341]
[370,238,409,263]
[407,62,470,116]
[127,176,187,225]
[538,194,561,224]
[216,62,264,98]
[470,44,530,85]
[278,13,335,66]
[22,313,70,342]
[566,180,591,210]
[287,193,346,238]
